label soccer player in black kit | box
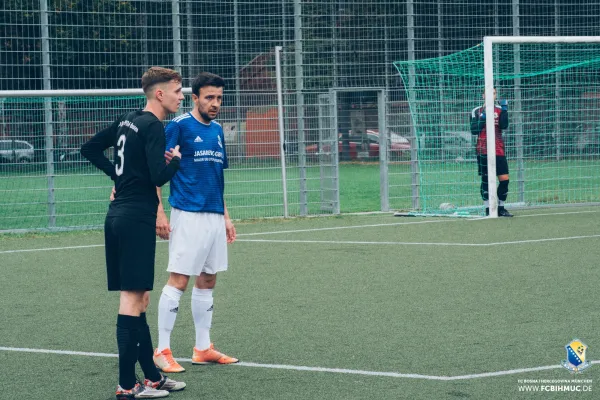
[81,67,186,399]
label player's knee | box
[119,290,146,315]
[498,179,509,191]
[167,272,190,291]
[498,174,509,181]
[196,273,217,289]
[142,291,151,310]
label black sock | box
[138,312,162,382]
[480,175,489,201]
[498,180,509,202]
[116,314,141,390]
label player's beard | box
[199,108,218,122]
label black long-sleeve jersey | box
[81,110,180,220]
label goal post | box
[483,36,600,217]
[394,36,600,218]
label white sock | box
[499,200,505,206]
[191,287,213,351]
[157,285,183,352]
[484,200,489,207]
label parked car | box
[441,131,476,161]
[306,129,410,160]
[0,139,34,163]
[55,147,85,163]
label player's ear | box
[155,87,164,102]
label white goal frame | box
[483,36,600,217]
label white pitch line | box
[237,239,481,246]
[516,210,600,218]
[0,244,106,254]
[1,209,598,254]
[237,219,453,237]
[237,234,600,247]
[0,346,597,381]
[487,234,600,246]
[467,209,600,222]
[2,234,600,254]
[0,240,167,254]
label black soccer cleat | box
[485,207,513,217]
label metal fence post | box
[407,0,420,210]
[294,0,307,215]
[379,90,389,212]
[172,0,182,73]
[40,0,56,228]
[512,0,525,204]
[275,46,289,218]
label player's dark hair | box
[191,72,225,96]
[141,67,182,94]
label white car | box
[0,140,35,163]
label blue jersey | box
[165,112,228,214]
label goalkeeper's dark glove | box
[479,111,486,121]
[499,99,509,111]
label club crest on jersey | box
[217,135,222,148]
[562,339,591,373]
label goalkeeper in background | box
[470,88,513,217]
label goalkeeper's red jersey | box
[470,105,508,156]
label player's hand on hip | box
[109,186,116,201]
[156,210,171,240]
[225,219,236,244]
[165,145,181,164]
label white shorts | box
[167,208,228,276]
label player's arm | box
[163,121,180,165]
[224,201,236,243]
[221,129,235,243]
[470,107,484,135]
[498,100,509,130]
[156,187,171,240]
[154,121,180,239]
[145,121,181,187]
[80,119,119,180]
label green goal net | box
[393,41,600,215]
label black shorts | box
[104,216,156,291]
[477,155,509,176]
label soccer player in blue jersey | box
[153,72,238,372]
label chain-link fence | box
[1,1,599,230]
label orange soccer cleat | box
[192,343,239,364]
[153,348,186,373]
